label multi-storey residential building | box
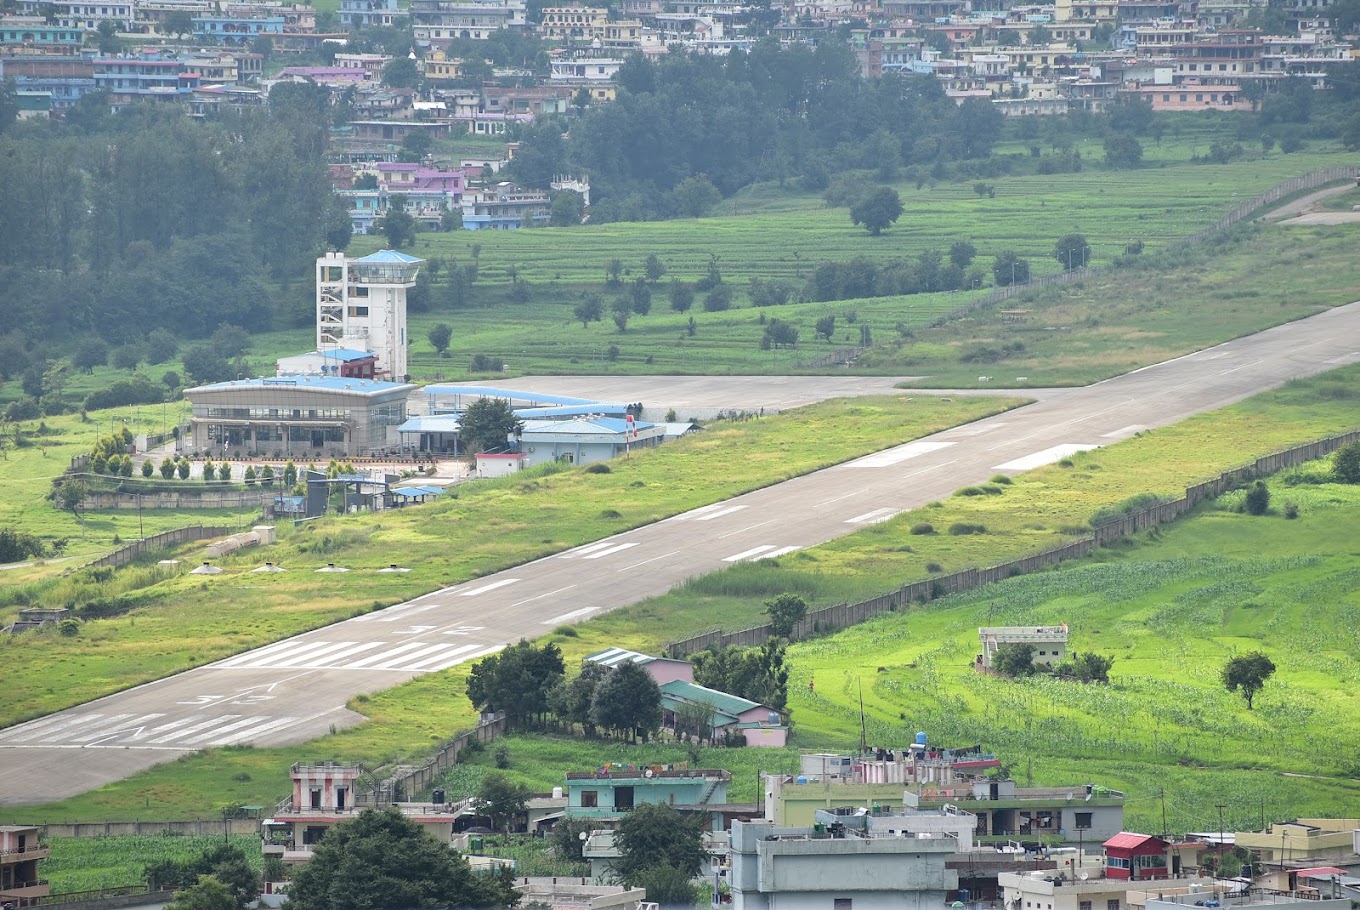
[94,54,200,106]
[34,0,134,31]
[133,0,212,34]
[192,13,285,44]
[410,0,526,45]
[978,625,1068,670]
[461,180,550,229]
[0,18,84,55]
[539,3,644,46]
[0,56,96,108]
[0,827,50,908]
[339,0,402,28]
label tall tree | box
[1222,652,1276,710]
[287,808,518,910]
[613,803,707,884]
[590,661,662,741]
[466,639,564,729]
[849,188,903,235]
[476,773,531,834]
[457,397,523,455]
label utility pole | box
[1159,788,1167,838]
[1216,803,1227,873]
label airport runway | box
[3,301,1359,805]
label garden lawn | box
[41,835,261,895]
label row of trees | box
[507,43,1003,221]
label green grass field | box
[42,835,261,895]
[10,363,1359,824]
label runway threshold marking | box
[724,545,777,562]
[542,606,599,625]
[842,440,955,468]
[582,542,639,559]
[754,546,800,560]
[994,444,1101,472]
[459,578,520,597]
[845,507,899,524]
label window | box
[1107,856,1130,869]
[1080,902,1093,910]
[1075,812,1093,829]
[1108,901,1120,910]
[834,901,852,910]
[580,790,598,808]
[310,788,322,809]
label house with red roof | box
[1104,832,1171,880]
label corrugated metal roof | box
[353,249,425,264]
[585,646,655,667]
[188,375,412,394]
[660,680,765,717]
[397,415,461,434]
[522,417,654,435]
[1294,867,1350,879]
[423,385,602,407]
[1103,833,1166,851]
[513,403,632,418]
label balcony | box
[0,879,51,898]
[0,845,51,862]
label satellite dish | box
[644,769,654,778]
[1080,873,1090,881]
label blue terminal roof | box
[521,417,654,435]
[423,385,606,408]
[513,403,632,419]
[313,348,377,362]
[396,415,461,434]
[189,375,413,394]
[352,249,425,264]
[392,485,444,498]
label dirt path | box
[1267,180,1360,224]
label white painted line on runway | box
[842,440,955,468]
[182,715,270,745]
[724,545,777,562]
[297,642,383,668]
[459,578,520,597]
[511,585,576,607]
[845,507,899,524]
[542,607,599,625]
[134,716,205,741]
[558,540,620,558]
[370,643,454,670]
[211,716,302,746]
[343,642,434,669]
[149,715,242,744]
[1324,352,1359,364]
[72,714,167,744]
[269,641,363,668]
[818,486,872,507]
[398,644,481,671]
[754,546,800,560]
[582,542,639,560]
[1102,425,1146,438]
[945,421,1007,437]
[35,713,135,744]
[994,444,1100,472]
[617,550,679,573]
[668,503,731,521]
[718,519,776,540]
[426,644,505,672]
[0,712,93,742]
[695,505,747,521]
[231,640,341,668]
[215,638,316,667]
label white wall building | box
[315,250,424,382]
[730,809,970,910]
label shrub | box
[925,562,943,573]
[989,474,1013,485]
[59,618,80,637]
[554,625,579,637]
[1283,501,1299,520]
[599,508,622,518]
[1244,480,1270,516]
[584,463,611,474]
[948,522,987,535]
[470,353,505,372]
[956,486,986,496]
[494,744,510,769]
[1334,441,1360,483]
[1090,492,1171,528]
[910,522,935,535]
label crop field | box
[42,834,261,894]
[785,471,1360,833]
[366,147,1356,289]
[11,363,1360,823]
[0,394,1016,730]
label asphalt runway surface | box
[3,301,1359,805]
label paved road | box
[3,302,1360,805]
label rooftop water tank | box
[916,731,928,745]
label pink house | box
[585,647,694,685]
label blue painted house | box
[564,768,729,821]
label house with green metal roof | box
[659,680,788,748]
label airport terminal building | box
[184,375,415,458]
